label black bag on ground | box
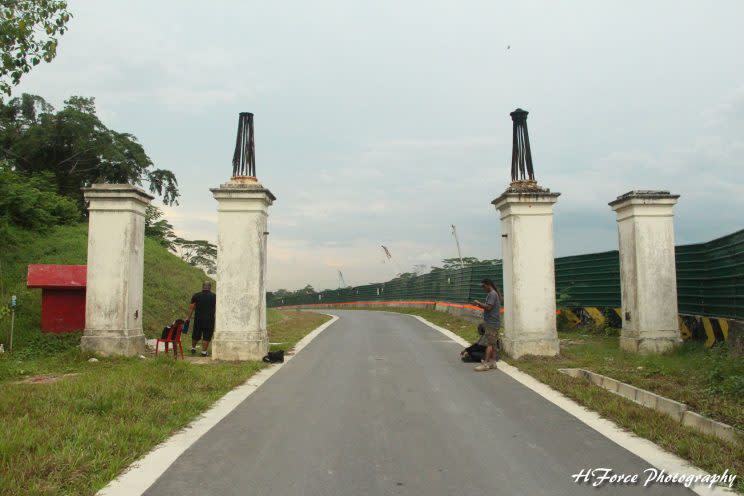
[262,350,285,363]
[461,344,486,363]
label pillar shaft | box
[610,191,681,353]
[492,189,560,358]
[81,184,153,355]
[211,178,275,360]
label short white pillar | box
[81,184,153,355]
[211,177,275,360]
[609,191,682,354]
[492,187,560,358]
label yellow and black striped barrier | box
[561,307,732,348]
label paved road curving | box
[144,310,692,496]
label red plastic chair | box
[155,320,185,359]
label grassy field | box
[0,223,331,496]
[330,306,744,493]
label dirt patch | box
[184,356,211,365]
[15,373,79,385]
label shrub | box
[0,162,80,230]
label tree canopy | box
[0,0,72,96]
[0,159,78,231]
[0,93,180,207]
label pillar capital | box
[492,189,560,218]
[83,184,154,215]
[210,177,276,204]
[609,190,679,221]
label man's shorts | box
[192,326,214,342]
[478,322,501,348]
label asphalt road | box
[144,310,692,496]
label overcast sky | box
[15,0,744,291]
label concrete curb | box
[559,368,743,445]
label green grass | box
[0,356,263,496]
[338,306,744,493]
[0,224,331,496]
[268,309,331,352]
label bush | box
[0,162,80,230]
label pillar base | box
[619,331,682,354]
[502,335,559,359]
[211,333,268,361]
[80,331,146,356]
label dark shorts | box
[192,325,214,342]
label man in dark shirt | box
[471,278,501,371]
[187,281,216,356]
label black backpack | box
[262,350,285,363]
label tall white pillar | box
[609,191,682,354]
[211,177,275,360]
[81,184,152,355]
[492,187,560,358]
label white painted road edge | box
[97,314,339,496]
[412,315,736,496]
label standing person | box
[187,281,216,357]
[471,278,501,371]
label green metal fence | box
[269,229,744,320]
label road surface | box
[144,310,692,495]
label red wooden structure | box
[27,264,87,333]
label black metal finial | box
[232,112,256,177]
[510,108,535,183]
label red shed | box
[27,265,87,333]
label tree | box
[0,159,78,230]
[440,257,483,270]
[412,264,427,275]
[176,238,217,276]
[392,272,416,280]
[298,284,315,295]
[145,205,177,252]
[0,1,72,96]
[0,94,180,207]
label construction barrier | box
[269,229,743,322]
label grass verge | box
[268,309,332,352]
[330,306,744,493]
[0,309,330,496]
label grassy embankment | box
[338,306,744,493]
[0,224,330,496]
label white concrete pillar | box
[81,184,153,355]
[211,177,275,360]
[609,191,682,354]
[492,188,560,358]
